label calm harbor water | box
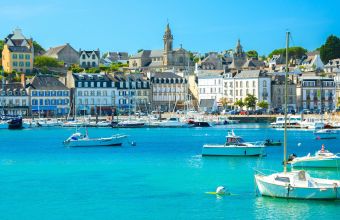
[0,124,339,219]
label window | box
[97,82,101,87]
[92,54,96,59]
[19,54,24,59]
[253,81,255,87]
[25,54,30,59]
[19,62,24,67]
[97,91,101,96]
[263,80,267,87]
[25,62,30,67]
[103,82,107,87]
[13,61,18,67]
[82,54,85,59]
[78,99,82,105]
[103,91,107,96]
[82,62,86,66]
[84,82,88,87]
[78,82,82,87]
[240,81,243,87]
[92,62,96,67]
[78,91,83,96]
[91,82,94,87]
[246,81,249,88]
[12,54,18,59]
[90,91,95,96]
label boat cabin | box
[225,131,245,145]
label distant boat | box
[264,139,282,146]
[115,120,145,128]
[202,130,265,156]
[187,119,211,127]
[288,145,340,168]
[8,117,23,129]
[63,129,127,147]
[270,115,302,128]
[158,117,191,128]
[314,129,337,139]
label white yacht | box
[314,129,337,139]
[202,130,265,156]
[158,117,190,128]
[63,130,127,147]
[35,119,62,127]
[300,118,324,129]
[288,145,340,168]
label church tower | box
[232,39,247,70]
[163,23,173,66]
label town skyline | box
[1,0,339,56]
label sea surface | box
[0,124,339,219]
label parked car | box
[300,109,311,114]
[176,109,184,114]
[227,110,238,115]
[239,110,248,115]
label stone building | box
[129,24,193,72]
[271,75,297,111]
[79,49,100,68]
[44,43,79,66]
[1,28,34,74]
[149,72,188,111]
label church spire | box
[163,22,173,52]
[235,39,244,56]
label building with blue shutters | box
[27,75,70,116]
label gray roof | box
[73,73,111,82]
[200,99,215,108]
[197,70,224,78]
[150,50,163,58]
[44,44,78,57]
[131,50,151,58]
[153,72,183,79]
[29,75,68,90]
[0,83,27,95]
[8,46,31,53]
[234,70,268,78]
[80,50,100,58]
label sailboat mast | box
[284,31,290,173]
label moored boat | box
[264,139,282,146]
[8,117,23,129]
[202,130,265,156]
[314,129,337,139]
[288,145,340,168]
[63,130,127,147]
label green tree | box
[69,64,84,73]
[268,46,307,60]
[319,35,340,64]
[219,97,231,109]
[85,67,101,73]
[244,94,257,110]
[234,99,245,109]
[34,56,62,68]
[246,50,258,59]
[337,97,340,107]
[0,40,4,58]
[257,100,269,109]
[33,41,45,55]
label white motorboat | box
[255,170,340,199]
[270,115,302,128]
[35,119,62,127]
[288,145,340,168]
[159,117,190,128]
[115,120,145,128]
[255,32,340,200]
[314,129,337,139]
[202,130,265,156]
[62,120,86,127]
[300,118,324,129]
[63,130,127,147]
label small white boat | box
[270,115,302,128]
[63,131,127,147]
[115,120,145,128]
[202,130,265,156]
[62,120,86,127]
[314,129,337,139]
[159,117,190,128]
[35,119,62,127]
[288,145,340,168]
[255,170,340,199]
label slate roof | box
[80,50,100,58]
[0,83,27,95]
[197,70,224,78]
[234,70,268,78]
[73,73,111,82]
[29,75,68,90]
[8,46,31,53]
[44,45,67,57]
[153,72,183,79]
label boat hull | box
[291,158,340,168]
[64,135,127,147]
[255,175,339,200]
[202,145,265,156]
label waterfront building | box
[27,75,70,116]
[149,72,188,111]
[271,75,297,110]
[223,70,271,108]
[73,73,116,116]
[129,23,193,72]
[79,49,100,68]
[0,76,29,116]
[112,74,151,113]
[197,70,224,105]
[298,76,336,111]
[43,43,79,66]
[1,28,34,74]
[198,52,230,70]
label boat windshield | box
[274,176,290,183]
[226,137,244,144]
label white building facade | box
[79,50,100,68]
[73,73,116,115]
[197,70,224,103]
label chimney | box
[21,73,25,87]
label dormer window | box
[92,54,96,59]
[82,54,85,59]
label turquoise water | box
[1,125,339,219]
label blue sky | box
[1,0,339,56]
